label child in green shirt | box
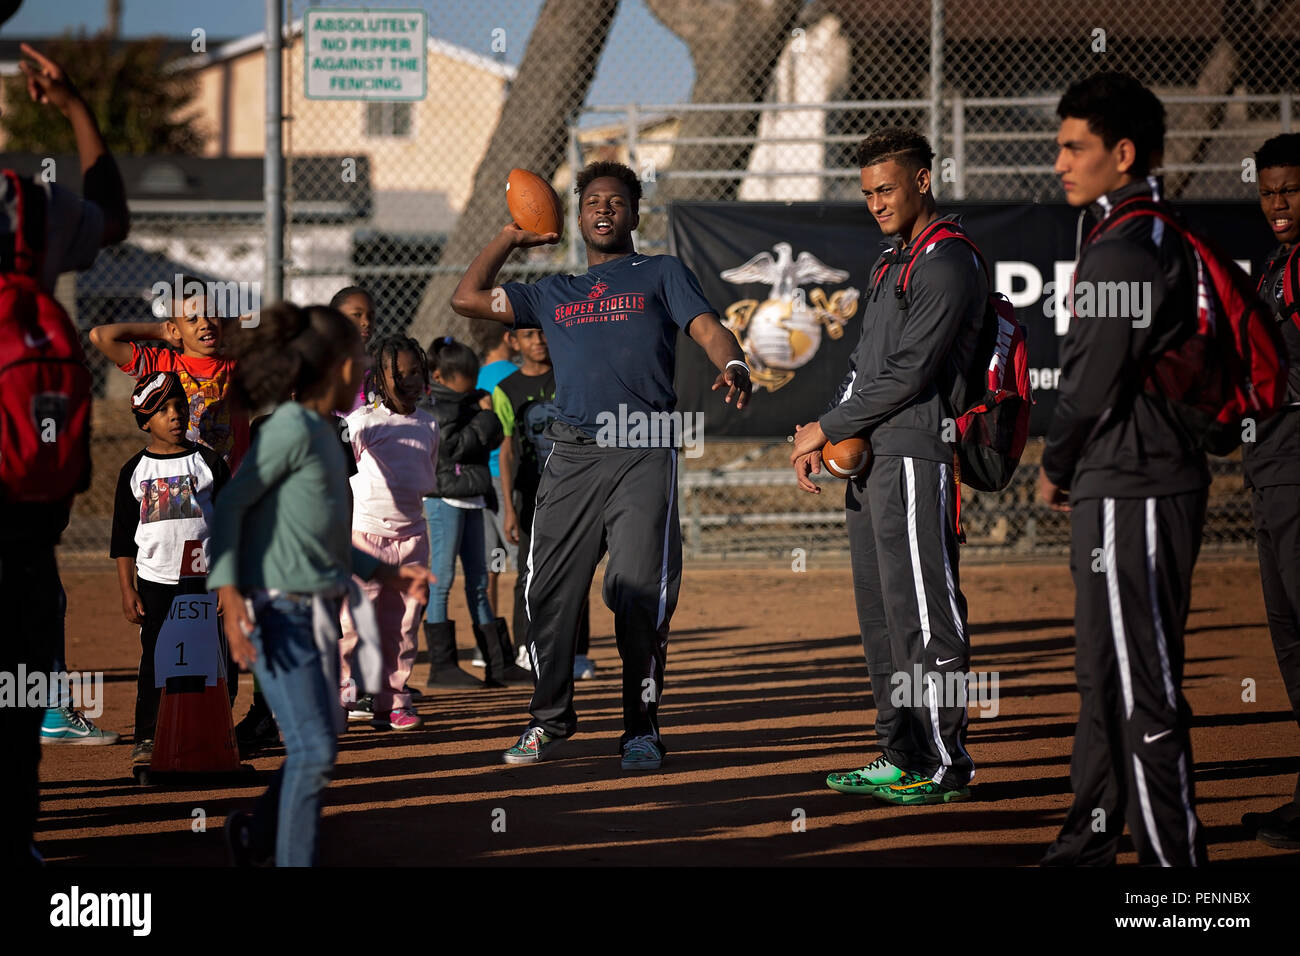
[209,303,432,867]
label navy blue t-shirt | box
[503,254,713,437]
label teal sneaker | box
[621,734,663,771]
[40,708,120,746]
[502,726,562,764]
[826,755,904,794]
[872,770,970,806]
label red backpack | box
[1086,198,1289,456]
[1258,242,1300,330]
[877,220,1034,495]
[0,169,92,504]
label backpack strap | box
[893,220,991,304]
[1281,242,1300,329]
[1084,196,1184,249]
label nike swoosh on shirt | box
[1143,729,1173,744]
[631,258,649,266]
[935,656,960,667]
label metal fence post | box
[951,93,965,200]
[568,120,582,269]
[1283,93,1294,133]
[627,102,640,247]
[929,0,944,194]
[264,0,284,305]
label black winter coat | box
[419,382,504,502]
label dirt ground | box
[35,557,1300,867]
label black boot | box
[424,621,482,688]
[479,617,532,687]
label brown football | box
[822,437,872,478]
[506,168,563,238]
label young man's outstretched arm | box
[687,311,751,410]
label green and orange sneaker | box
[502,726,562,764]
[826,755,904,795]
[872,770,970,806]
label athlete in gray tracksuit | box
[450,161,750,771]
[1040,74,1208,867]
[794,128,985,803]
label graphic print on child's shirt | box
[139,474,205,524]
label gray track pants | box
[1250,483,1300,805]
[845,454,974,789]
[523,437,681,751]
[1043,491,1208,867]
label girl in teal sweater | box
[209,303,432,866]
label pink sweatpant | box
[340,529,429,714]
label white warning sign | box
[304,8,428,101]
[155,593,222,687]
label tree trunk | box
[645,0,806,206]
[411,0,620,346]
[1163,0,1283,198]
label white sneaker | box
[573,655,595,680]
[515,644,532,671]
[470,653,486,668]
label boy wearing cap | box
[110,371,230,767]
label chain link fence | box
[55,0,1295,560]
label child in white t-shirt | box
[110,371,229,767]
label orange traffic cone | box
[150,674,241,774]
[148,585,241,778]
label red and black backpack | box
[1085,198,1289,455]
[0,169,92,504]
[876,219,1034,495]
[1258,241,1300,329]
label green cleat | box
[872,770,970,806]
[502,726,562,764]
[826,755,905,794]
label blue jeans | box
[247,593,339,867]
[424,497,494,626]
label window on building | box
[365,102,413,138]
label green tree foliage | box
[2,32,207,155]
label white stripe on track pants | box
[845,454,973,789]
[1043,491,1207,867]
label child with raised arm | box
[89,278,249,471]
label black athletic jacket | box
[418,382,503,502]
[819,214,986,463]
[1041,177,1210,500]
[1242,242,1300,489]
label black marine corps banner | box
[669,200,1272,439]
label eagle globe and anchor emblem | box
[720,242,860,392]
